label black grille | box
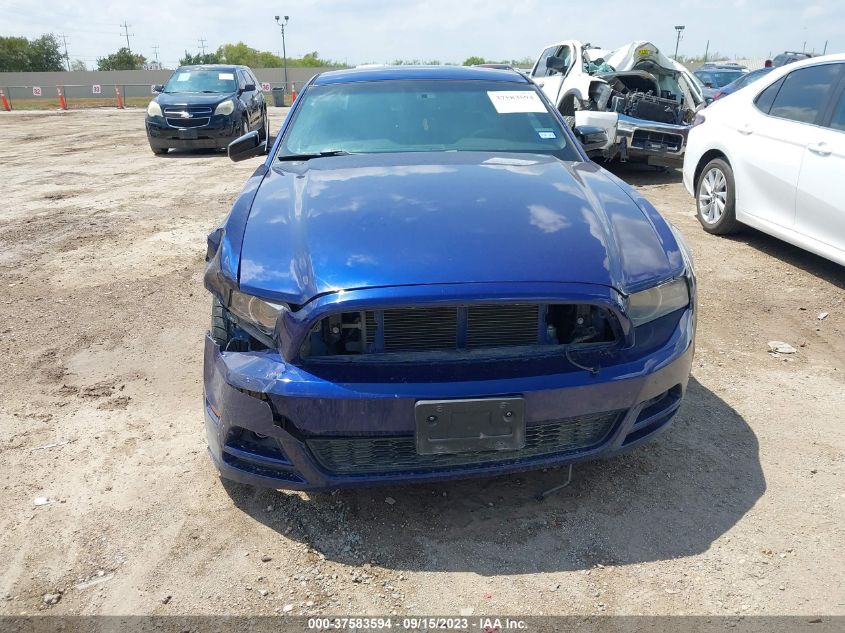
[165,117,210,128]
[164,106,213,129]
[631,130,683,153]
[164,106,213,116]
[304,303,619,359]
[467,304,538,348]
[307,411,621,475]
[378,307,457,352]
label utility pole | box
[152,45,160,62]
[703,39,710,64]
[673,25,685,59]
[198,37,207,55]
[275,15,290,93]
[120,21,133,54]
[823,40,828,55]
[60,33,70,71]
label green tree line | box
[0,34,65,72]
[462,56,535,67]
[179,44,341,68]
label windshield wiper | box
[277,150,355,161]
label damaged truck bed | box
[530,40,705,166]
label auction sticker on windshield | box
[487,91,546,113]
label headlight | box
[692,111,706,127]
[627,278,690,327]
[147,101,162,117]
[228,289,285,338]
[214,100,235,116]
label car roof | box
[175,64,248,71]
[766,52,845,74]
[312,65,529,86]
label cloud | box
[528,204,570,233]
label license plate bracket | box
[415,398,525,455]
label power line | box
[152,44,160,62]
[198,37,207,55]
[60,33,71,71]
[120,21,134,54]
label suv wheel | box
[258,109,269,141]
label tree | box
[70,59,87,71]
[214,42,338,67]
[463,56,486,66]
[0,34,64,71]
[216,42,266,66]
[180,50,222,65]
[97,47,146,71]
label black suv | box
[145,65,268,154]
[772,51,815,67]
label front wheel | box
[211,297,233,348]
[150,143,168,155]
[258,109,269,142]
[695,158,740,235]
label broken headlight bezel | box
[228,289,287,342]
[627,277,690,327]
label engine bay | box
[583,53,699,126]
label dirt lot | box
[0,108,843,618]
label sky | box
[2,0,843,69]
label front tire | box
[150,143,168,155]
[211,297,233,348]
[696,158,740,235]
[258,109,269,142]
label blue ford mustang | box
[203,66,696,490]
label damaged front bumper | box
[202,307,695,491]
[575,111,690,166]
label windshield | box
[163,69,237,94]
[279,80,579,160]
[696,70,745,88]
[733,67,772,88]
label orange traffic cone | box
[291,83,297,102]
[115,85,124,109]
[57,86,67,110]
[0,89,10,111]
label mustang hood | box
[237,152,683,304]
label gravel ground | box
[0,108,843,617]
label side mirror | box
[152,84,164,93]
[243,83,256,92]
[573,125,609,152]
[228,131,267,162]
[545,56,568,73]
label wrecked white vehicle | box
[530,40,704,166]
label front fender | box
[558,73,598,108]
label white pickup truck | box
[529,40,705,166]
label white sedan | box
[683,54,845,266]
